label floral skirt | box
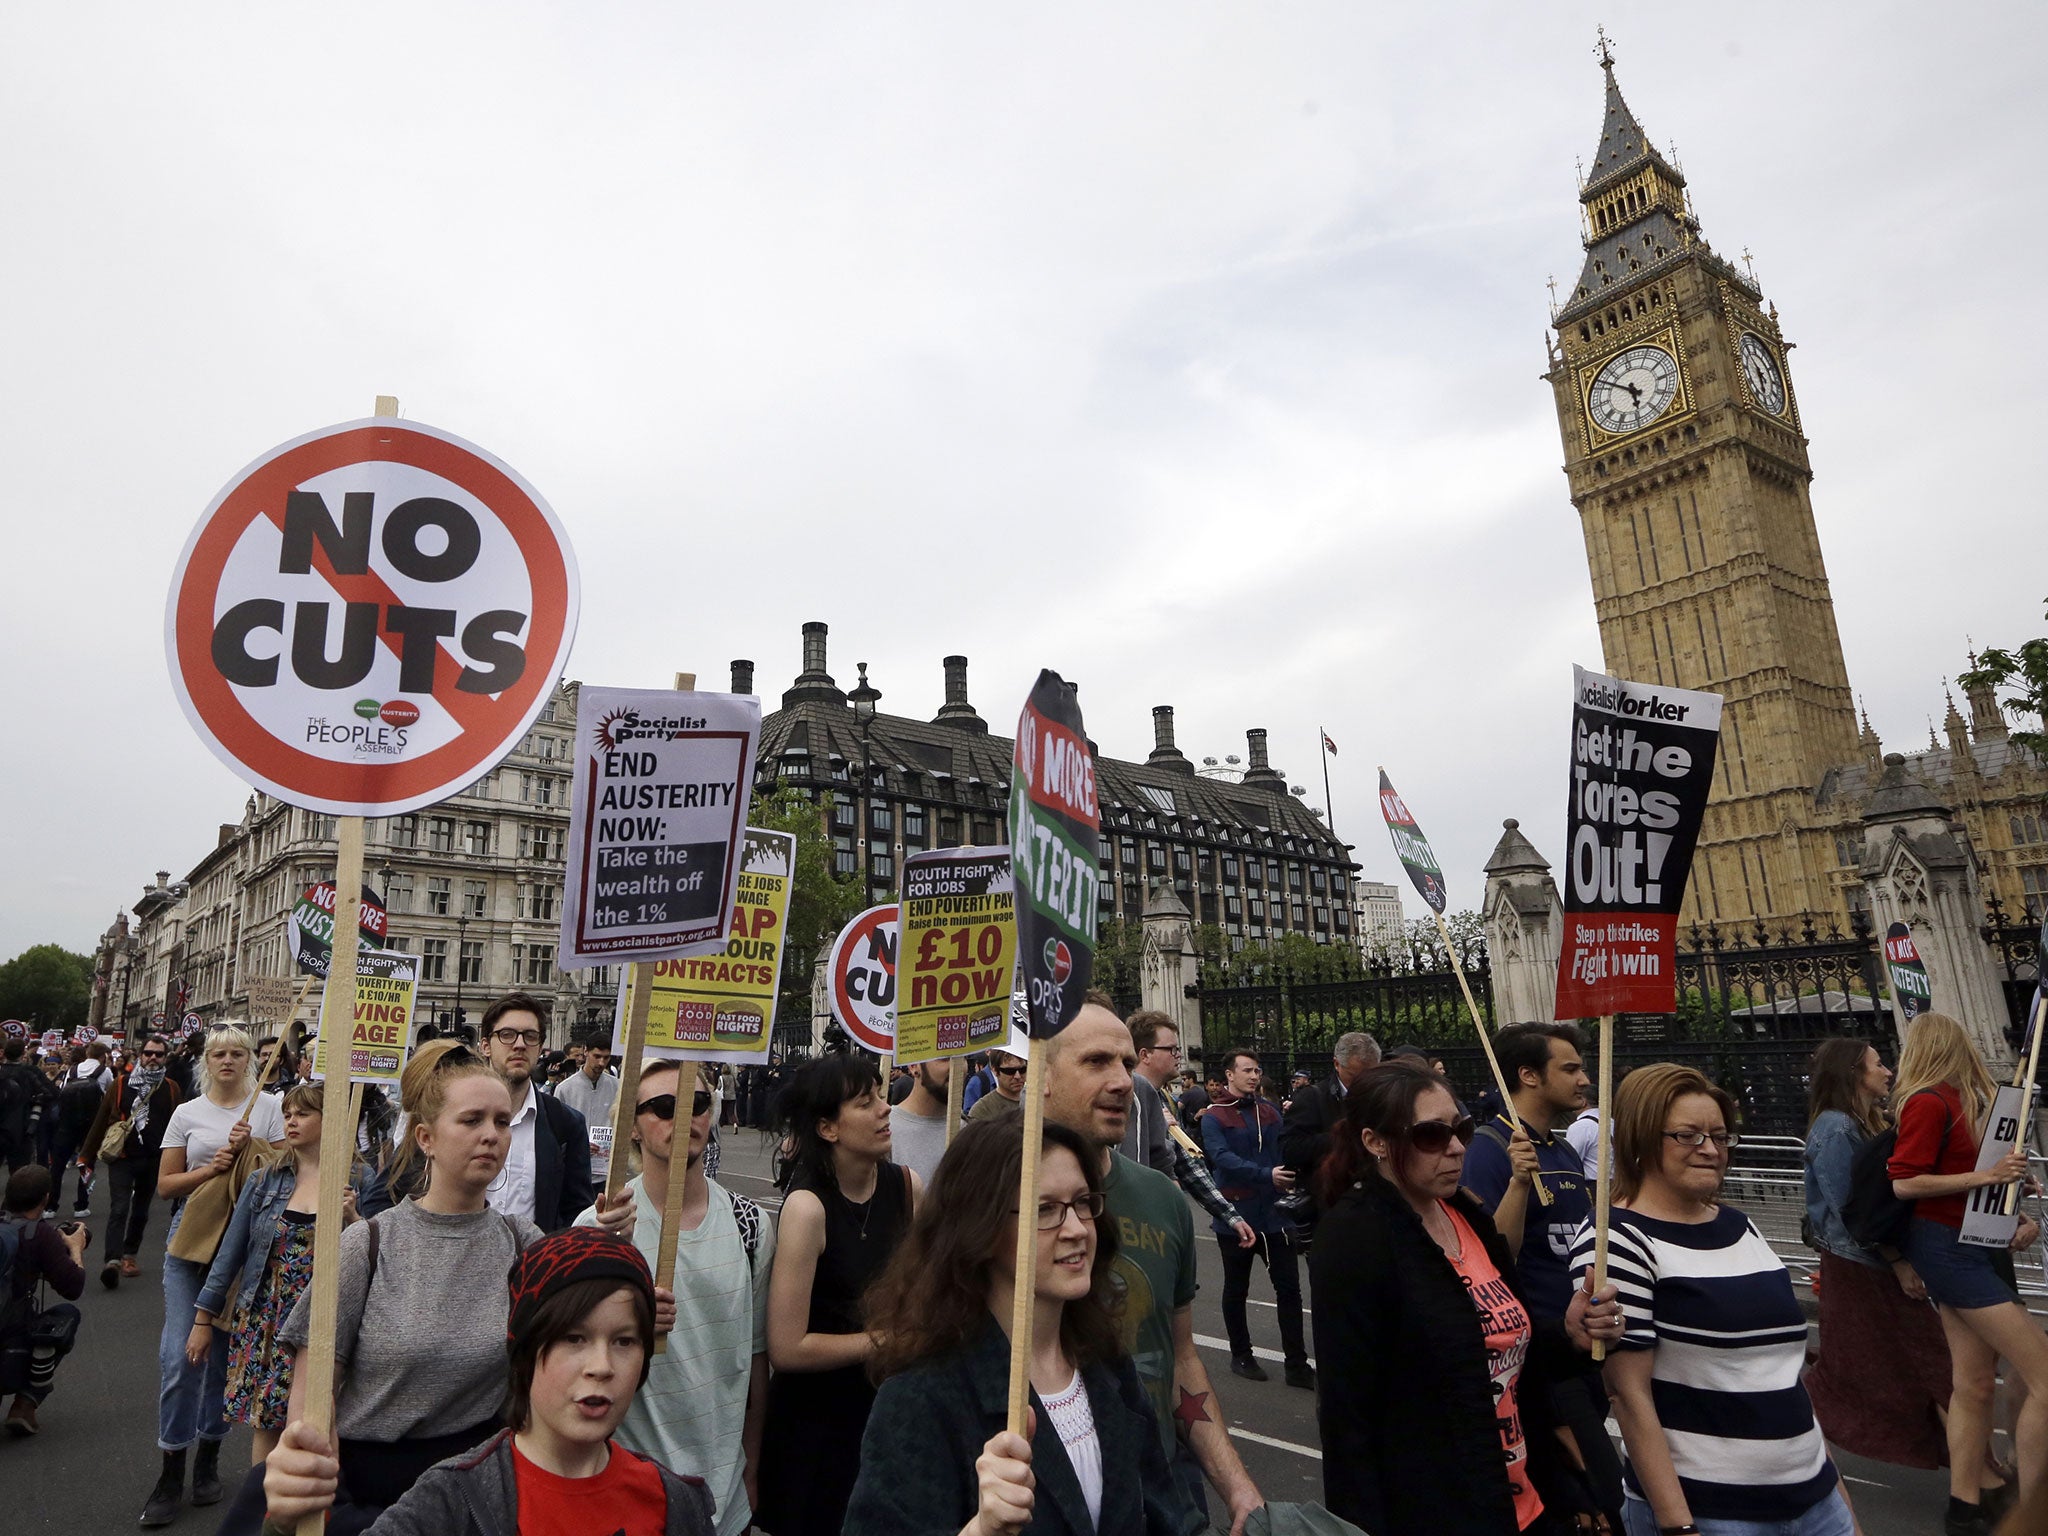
[222,1213,316,1431]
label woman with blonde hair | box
[1888,1013,2047,1533]
[142,1023,286,1527]
[1571,1062,1852,1536]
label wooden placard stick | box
[296,810,367,1536]
[1590,1013,1616,1362]
[1005,1049,1048,1436]
[1431,908,1552,1207]
[649,1061,707,1357]
[604,963,654,1207]
[2003,992,2048,1218]
[944,1056,965,1148]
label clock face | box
[1738,332,1787,415]
[1587,344,1681,435]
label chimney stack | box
[801,622,830,680]
[782,620,847,707]
[730,659,754,695]
[1147,705,1194,776]
[1241,728,1286,791]
[933,655,987,733]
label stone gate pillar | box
[1140,883,1198,1039]
[1483,819,1565,1025]
[1859,754,2013,1066]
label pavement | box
[5,1131,1959,1535]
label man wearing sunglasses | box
[479,992,595,1233]
[82,1034,181,1288]
[966,1050,1029,1123]
[575,1057,774,1536]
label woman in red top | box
[1887,1012,2047,1534]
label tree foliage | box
[0,944,94,1031]
[747,786,863,1022]
[1960,600,2048,763]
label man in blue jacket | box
[1199,1049,1311,1388]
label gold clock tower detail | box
[1547,43,1863,930]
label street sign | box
[827,904,899,1056]
[1884,922,1933,1021]
[74,1024,99,1044]
[165,417,580,816]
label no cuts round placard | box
[828,902,899,1056]
[166,418,579,815]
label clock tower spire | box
[1546,39,1862,931]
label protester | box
[1565,1092,1603,1181]
[190,1081,365,1467]
[1887,1013,2048,1535]
[479,993,596,1233]
[1043,993,1264,1535]
[849,1116,1200,1536]
[84,1032,181,1287]
[0,1164,88,1436]
[264,1042,546,1528]
[1570,1062,1853,1536]
[757,1052,917,1536]
[143,1023,285,1527]
[1199,1048,1311,1388]
[1174,1071,1211,1127]
[885,1055,953,1185]
[0,1038,57,1173]
[1313,1059,1621,1534]
[575,1057,776,1536]
[551,1033,619,1188]
[254,1037,299,1094]
[1279,1030,1381,1186]
[969,1049,1030,1122]
[48,1045,107,1214]
[1120,1012,1254,1249]
[261,1226,717,1536]
[961,1053,996,1116]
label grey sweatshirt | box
[282,1198,540,1440]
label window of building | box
[462,880,487,918]
[1249,898,1264,922]
[426,877,451,915]
[1311,868,1326,894]
[421,938,448,981]
[465,821,491,857]
[1098,835,1113,861]
[904,805,927,844]
[939,813,960,846]
[833,795,856,831]
[1288,866,1303,892]
[459,940,485,984]
[1291,901,1307,928]
[834,837,857,878]
[1332,873,1347,899]
[870,851,895,884]
[972,817,996,845]
[305,812,336,841]
[527,884,558,921]
[2013,812,2046,848]
[1147,845,1167,873]
[427,817,456,853]
[1226,895,1242,919]
[869,803,893,835]
[384,873,414,912]
[2024,866,2048,905]
[1222,854,1239,882]
[1334,906,1350,931]
[1174,848,1191,874]
[1247,858,1264,885]
[384,935,410,953]
[526,945,554,987]
[467,775,492,799]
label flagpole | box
[1319,728,1337,842]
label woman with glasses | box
[848,1116,1196,1536]
[1571,1063,1852,1536]
[83,1033,181,1289]
[1312,1060,1622,1535]
[1887,1013,2048,1535]
[757,1052,916,1536]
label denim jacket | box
[195,1158,370,1318]
[1803,1109,1885,1268]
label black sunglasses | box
[635,1091,714,1121]
[994,1064,1028,1078]
[1407,1116,1476,1154]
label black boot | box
[190,1438,223,1506]
[139,1448,186,1528]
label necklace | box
[1425,1201,1463,1260]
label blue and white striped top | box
[1571,1204,1838,1522]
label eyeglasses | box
[1140,1042,1180,1056]
[1027,1192,1107,1230]
[1407,1116,1476,1154]
[636,1092,714,1121]
[491,1029,543,1048]
[1662,1129,1738,1151]
[994,1064,1028,1079]
[139,1049,166,1060]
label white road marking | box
[1194,1332,1315,1369]
[1247,1299,1311,1314]
[1228,1427,1322,1459]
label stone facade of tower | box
[1546,52,2048,933]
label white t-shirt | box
[160,1092,286,1172]
[1040,1370,1102,1529]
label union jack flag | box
[1321,731,1339,756]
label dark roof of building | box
[757,697,1355,865]
[1585,62,1673,192]
[1816,735,2033,811]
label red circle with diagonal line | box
[166,418,579,815]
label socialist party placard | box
[1009,671,1101,1039]
[897,847,1017,1064]
[1553,666,1722,1018]
[560,686,761,966]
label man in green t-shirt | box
[1043,993,1264,1536]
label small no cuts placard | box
[828,904,900,1056]
[307,948,419,1087]
[560,686,761,966]
[1884,923,1933,1021]
[897,847,1017,1065]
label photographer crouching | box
[0,1164,88,1435]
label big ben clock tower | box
[1547,39,1863,930]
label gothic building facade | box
[1546,46,2047,933]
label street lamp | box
[850,662,879,897]
[454,912,470,1034]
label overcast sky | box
[4,4,2043,962]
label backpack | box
[0,1216,39,1336]
[1840,1090,1950,1254]
[0,1068,27,1146]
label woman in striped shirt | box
[1573,1063,1851,1536]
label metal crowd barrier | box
[1720,1135,2048,1305]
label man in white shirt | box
[479,993,594,1232]
[551,1035,618,1185]
[886,1057,951,1185]
[576,1057,774,1536]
